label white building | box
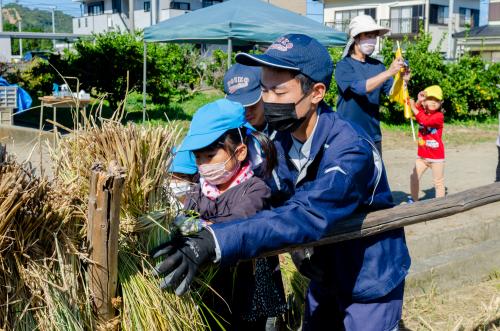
[454,0,500,61]
[72,0,224,34]
[323,0,480,56]
[72,0,326,35]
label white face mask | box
[358,38,377,56]
[169,180,194,198]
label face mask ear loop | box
[237,127,244,143]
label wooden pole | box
[0,144,6,163]
[262,182,500,257]
[87,161,126,324]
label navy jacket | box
[210,104,411,302]
[335,56,393,143]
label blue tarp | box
[0,76,33,113]
[144,0,346,46]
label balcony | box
[73,13,129,35]
[325,20,349,33]
[160,8,191,21]
[379,17,424,36]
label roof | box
[453,25,500,38]
[144,0,346,46]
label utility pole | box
[51,6,56,50]
[18,20,22,57]
[128,0,134,33]
[0,0,3,32]
[447,0,454,59]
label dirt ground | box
[382,126,500,331]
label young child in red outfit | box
[409,85,445,202]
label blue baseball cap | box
[169,147,197,175]
[236,34,334,89]
[224,64,262,107]
[178,99,255,152]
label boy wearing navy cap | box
[224,63,266,131]
[154,34,410,331]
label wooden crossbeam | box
[264,182,500,256]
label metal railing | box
[325,20,350,33]
[379,17,424,35]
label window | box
[202,0,223,8]
[78,18,81,28]
[144,1,151,12]
[429,4,448,25]
[112,0,121,13]
[389,5,424,34]
[490,3,500,22]
[88,2,104,16]
[170,2,190,10]
[459,8,479,28]
[85,17,88,27]
[333,8,376,32]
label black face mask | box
[263,94,309,132]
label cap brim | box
[169,163,197,175]
[177,130,227,152]
[236,53,300,72]
[226,89,262,107]
[178,123,256,152]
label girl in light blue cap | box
[173,99,287,330]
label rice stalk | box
[0,151,87,330]
[279,254,309,330]
[49,104,220,330]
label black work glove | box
[151,228,216,295]
[291,247,326,283]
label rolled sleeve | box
[335,60,368,96]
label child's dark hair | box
[198,128,277,178]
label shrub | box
[24,32,202,108]
[380,27,499,122]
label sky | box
[2,0,82,17]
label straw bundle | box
[0,151,91,330]
[50,116,208,330]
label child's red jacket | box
[415,104,445,160]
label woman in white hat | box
[335,15,409,156]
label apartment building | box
[323,0,480,55]
[73,0,326,34]
[454,0,500,61]
[72,0,217,34]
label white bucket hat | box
[342,15,391,58]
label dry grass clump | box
[49,113,208,330]
[0,151,91,330]
[402,275,500,331]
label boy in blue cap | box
[153,34,410,331]
[224,64,266,131]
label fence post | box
[87,161,126,324]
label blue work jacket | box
[210,103,411,302]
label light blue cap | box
[169,147,197,175]
[178,99,255,152]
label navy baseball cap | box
[169,147,197,175]
[178,99,255,152]
[224,64,262,107]
[236,34,334,89]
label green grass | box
[381,120,498,132]
[124,90,224,124]
[381,119,498,150]
[12,89,225,133]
